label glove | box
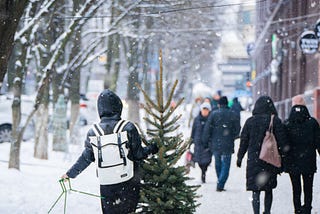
[148,143,159,155]
[236,159,242,168]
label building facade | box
[253,0,320,120]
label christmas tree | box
[137,50,199,213]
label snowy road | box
[0,111,320,213]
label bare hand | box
[61,174,69,182]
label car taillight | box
[80,103,87,108]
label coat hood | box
[288,105,311,123]
[252,96,277,116]
[97,89,123,118]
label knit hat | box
[200,102,212,111]
[219,96,228,106]
[292,95,306,106]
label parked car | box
[0,95,35,143]
[66,97,89,129]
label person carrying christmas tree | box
[61,89,158,214]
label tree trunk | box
[52,95,68,151]
[0,1,28,89]
[34,103,49,159]
[126,38,140,123]
[33,75,50,159]
[69,104,80,144]
[8,78,22,169]
[104,1,120,90]
[68,0,81,144]
[126,6,143,124]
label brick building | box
[252,0,320,120]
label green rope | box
[67,179,105,199]
[48,178,104,213]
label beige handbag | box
[259,114,281,168]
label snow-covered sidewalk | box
[189,139,320,214]
[1,111,320,213]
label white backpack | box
[90,120,134,185]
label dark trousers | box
[289,172,314,214]
[100,180,140,214]
[199,163,210,175]
[252,190,273,214]
[199,163,210,183]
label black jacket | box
[66,89,155,213]
[237,96,288,191]
[283,105,320,174]
[191,113,212,165]
[231,98,243,120]
[202,106,241,154]
[66,89,153,181]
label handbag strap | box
[268,114,275,133]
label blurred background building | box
[252,0,320,120]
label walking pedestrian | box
[236,95,288,214]
[61,89,158,214]
[231,97,244,121]
[283,95,320,214]
[202,96,241,191]
[190,102,212,183]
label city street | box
[1,111,319,213]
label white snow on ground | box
[0,111,320,213]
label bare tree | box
[9,0,105,169]
[0,0,29,90]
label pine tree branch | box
[143,103,161,121]
[156,81,164,112]
[158,49,164,110]
[164,79,178,110]
[143,117,161,129]
[136,83,159,111]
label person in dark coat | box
[283,95,320,214]
[231,97,244,121]
[61,89,158,214]
[202,96,241,191]
[236,95,288,214]
[190,102,212,183]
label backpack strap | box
[268,114,275,133]
[92,124,104,167]
[113,120,130,166]
[92,124,104,136]
[113,120,129,133]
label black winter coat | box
[283,105,320,174]
[202,107,241,154]
[231,100,243,120]
[191,113,212,165]
[66,89,154,213]
[237,96,288,191]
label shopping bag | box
[259,114,281,168]
[185,150,195,173]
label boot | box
[294,206,302,214]
[201,172,206,183]
[301,205,312,214]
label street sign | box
[299,30,319,54]
[315,19,320,39]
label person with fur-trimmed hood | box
[283,95,320,214]
[61,89,158,214]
